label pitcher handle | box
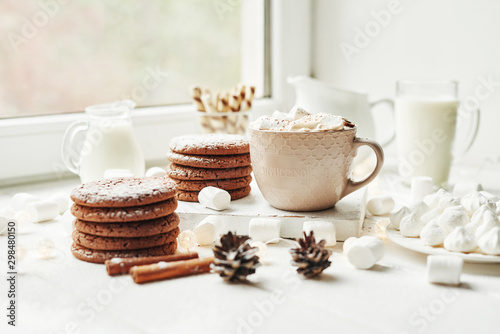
[61,121,88,175]
[369,98,395,147]
[341,137,384,198]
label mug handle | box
[341,137,385,198]
[369,98,395,147]
[61,121,88,175]
[455,106,480,157]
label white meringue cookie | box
[420,207,442,224]
[388,206,411,230]
[288,106,311,120]
[423,189,449,209]
[461,192,496,217]
[478,227,500,255]
[452,182,482,198]
[438,195,461,211]
[410,201,430,219]
[438,206,469,233]
[400,212,426,237]
[444,227,477,252]
[420,219,447,246]
[466,204,496,234]
[474,210,500,240]
[497,200,500,215]
[479,191,499,203]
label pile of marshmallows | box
[250,107,348,132]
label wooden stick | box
[130,256,215,284]
[105,253,199,276]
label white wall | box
[312,0,500,171]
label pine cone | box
[212,231,260,282]
[290,231,332,278]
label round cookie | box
[74,213,180,238]
[70,177,177,208]
[170,175,252,191]
[169,134,249,156]
[177,186,251,202]
[71,242,177,264]
[72,228,180,251]
[167,163,252,181]
[71,198,177,223]
[167,151,251,169]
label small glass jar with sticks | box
[189,84,255,135]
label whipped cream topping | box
[420,219,448,246]
[400,212,427,237]
[478,227,500,255]
[250,106,355,132]
[444,227,477,253]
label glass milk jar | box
[62,100,145,183]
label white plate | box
[386,229,500,264]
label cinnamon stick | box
[105,253,199,276]
[130,256,214,284]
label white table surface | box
[1,169,499,334]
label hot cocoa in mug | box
[249,108,384,211]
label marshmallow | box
[411,176,434,204]
[317,114,344,131]
[198,187,231,211]
[49,192,70,214]
[12,193,40,211]
[444,227,477,252]
[302,220,336,246]
[420,219,447,246]
[0,208,16,220]
[103,169,134,179]
[25,200,59,223]
[0,216,9,235]
[61,210,76,235]
[452,182,482,198]
[288,106,311,120]
[252,115,273,130]
[427,255,463,285]
[145,167,167,177]
[461,192,495,217]
[346,236,384,269]
[194,216,221,245]
[366,195,395,216]
[438,206,469,233]
[388,206,411,230]
[400,212,426,237]
[474,210,500,240]
[478,227,500,255]
[249,218,281,243]
[343,237,358,252]
[423,189,449,209]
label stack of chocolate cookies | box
[69,177,179,264]
[166,134,252,202]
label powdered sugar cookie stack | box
[389,187,500,255]
[69,177,180,263]
[167,134,252,202]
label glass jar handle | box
[61,121,88,175]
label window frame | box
[0,0,312,186]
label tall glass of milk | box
[395,81,479,187]
[62,100,145,183]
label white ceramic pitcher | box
[287,76,394,147]
[61,100,145,183]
